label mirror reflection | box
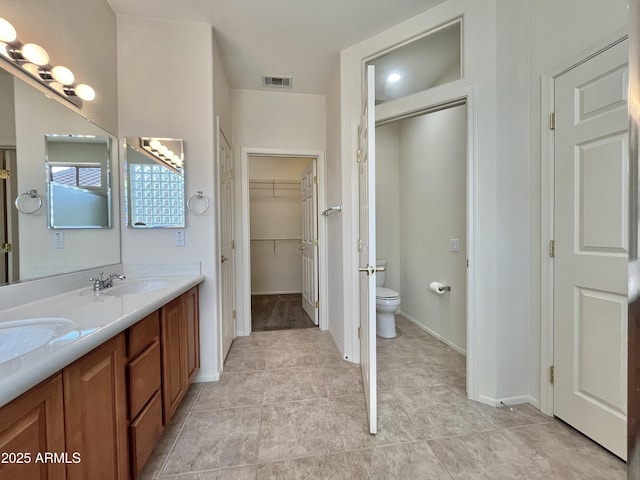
[124,137,185,229]
[0,69,120,285]
[46,134,112,229]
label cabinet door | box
[161,296,185,425]
[64,335,128,480]
[0,374,66,480]
[182,286,200,384]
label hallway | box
[139,317,625,479]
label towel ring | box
[15,189,43,215]
[186,191,210,214]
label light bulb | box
[166,150,174,160]
[75,84,95,101]
[51,66,74,85]
[387,73,401,83]
[149,139,161,150]
[159,145,169,156]
[21,63,40,76]
[0,18,16,43]
[21,43,49,66]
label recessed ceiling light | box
[387,73,401,83]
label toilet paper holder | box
[429,281,451,294]
[440,285,451,291]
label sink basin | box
[103,278,175,296]
[0,318,76,364]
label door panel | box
[218,123,235,360]
[359,64,377,434]
[300,162,318,324]
[554,39,628,459]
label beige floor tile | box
[231,334,270,350]
[267,329,312,348]
[222,349,267,372]
[368,441,453,480]
[159,465,258,480]
[193,372,266,411]
[263,366,328,403]
[265,345,318,369]
[330,392,420,449]
[257,452,368,480]
[321,363,364,396]
[162,407,261,475]
[258,398,344,462]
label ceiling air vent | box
[262,75,293,89]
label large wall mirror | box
[46,134,112,229]
[0,69,120,285]
[124,137,185,229]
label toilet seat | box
[376,287,399,300]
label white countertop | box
[0,274,205,408]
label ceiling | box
[105,0,447,95]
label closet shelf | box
[249,178,300,185]
[250,237,301,241]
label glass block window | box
[128,163,185,228]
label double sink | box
[0,278,175,365]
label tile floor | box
[140,316,626,479]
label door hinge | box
[358,326,361,339]
[0,169,9,180]
[314,239,318,247]
[232,310,236,320]
[315,300,319,309]
[232,240,235,249]
[549,365,554,384]
[549,112,555,130]
[1,243,11,253]
[313,175,317,184]
[549,240,555,258]
[356,149,361,163]
[357,239,363,252]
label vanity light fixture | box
[0,17,96,107]
[139,138,184,173]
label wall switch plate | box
[175,230,185,247]
[53,231,64,249]
[450,238,460,252]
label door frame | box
[372,84,479,402]
[238,147,327,334]
[540,30,628,416]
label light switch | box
[450,238,460,252]
[175,230,185,247]
[53,231,64,249]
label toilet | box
[376,260,400,338]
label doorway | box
[0,148,18,285]
[375,102,468,386]
[248,155,317,331]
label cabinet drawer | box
[129,390,163,479]
[128,340,161,419]
[128,311,159,359]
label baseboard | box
[478,394,539,408]
[399,311,467,356]
[193,371,220,383]
[251,291,302,295]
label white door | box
[554,39,628,459]
[358,64,377,434]
[300,161,318,325]
[217,120,235,361]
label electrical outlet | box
[53,231,64,249]
[175,230,185,247]
[450,238,460,252]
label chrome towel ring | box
[186,191,210,214]
[15,189,43,215]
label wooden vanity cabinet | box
[126,310,163,479]
[63,334,128,480]
[0,374,66,480]
[161,286,200,425]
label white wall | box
[399,106,467,351]
[249,156,311,295]
[117,16,220,381]
[3,0,118,134]
[375,123,401,292]
[232,89,326,334]
[527,0,628,406]
[213,36,233,139]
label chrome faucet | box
[89,271,126,291]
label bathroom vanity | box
[0,274,202,480]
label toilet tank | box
[376,260,387,287]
